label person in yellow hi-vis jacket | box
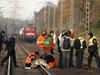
[87,32,100,69]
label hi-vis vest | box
[25,57,31,64]
[25,54,35,64]
[88,37,96,46]
[37,35,44,48]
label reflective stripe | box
[80,39,84,48]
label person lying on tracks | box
[31,54,56,69]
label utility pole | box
[59,0,64,32]
[44,8,47,30]
[34,12,39,33]
[44,0,47,31]
[70,0,74,32]
[47,2,51,32]
[85,0,90,34]
[53,5,56,31]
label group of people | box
[36,29,100,69]
[58,30,100,69]
[24,30,57,69]
[0,29,100,70]
[37,30,56,56]
[0,31,18,67]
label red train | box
[19,25,36,42]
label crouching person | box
[25,51,39,69]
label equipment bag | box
[74,39,81,49]
[62,37,70,49]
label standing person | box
[43,34,54,55]
[57,30,66,68]
[68,30,75,67]
[37,30,47,56]
[0,31,6,53]
[87,32,100,68]
[49,31,55,54]
[60,32,71,69]
[74,36,87,68]
[1,33,18,67]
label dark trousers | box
[88,48,100,68]
[58,51,63,68]
[2,49,17,66]
[58,47,63,68]
[25,63,31,67]
[76,49,84,68]
[62,51,70,69]
[70,47,74,66]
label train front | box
[24,26,36,42]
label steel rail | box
[18,42,52,75]
[7,57,11,75]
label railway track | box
[17,41,52,75]
[18,41,100,72]
[2,40,99,75]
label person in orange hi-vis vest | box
[25,51,39,69]
[37,35,44,48]
[37,30,47,56]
